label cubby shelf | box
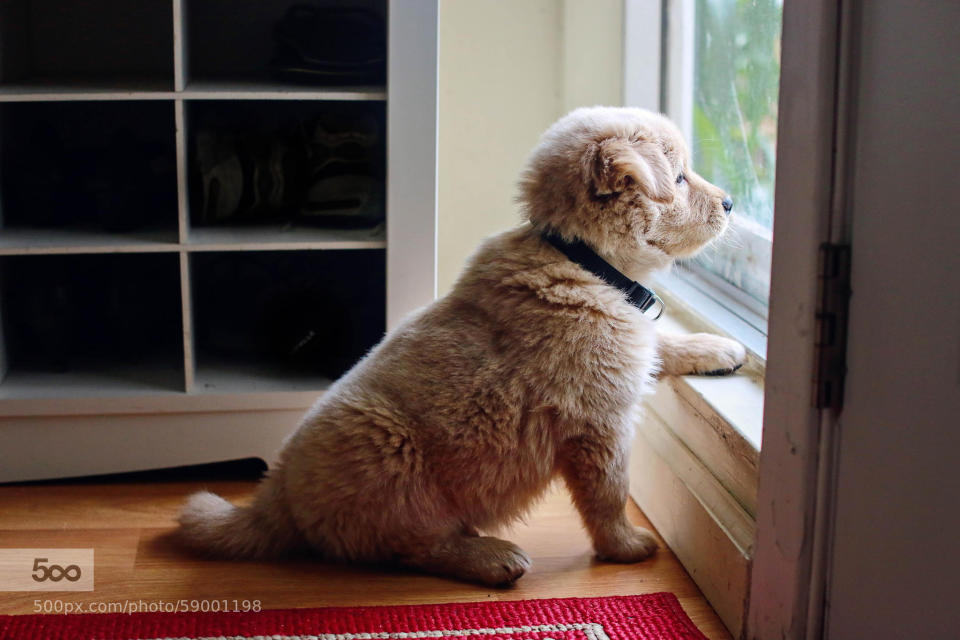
[182,81,386,101]
[185,225,386,251]
[0,0,438,483]
[0,227,385,256]
[0,0,391,401]
[0,84,387,103]
[0,229,181,256]
[0,365,186,400]
[193,359,333,395]
[0,79,176,102]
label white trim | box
[662,0,694,142]
[386,0,439,330]
[746,0,843,637]
[804,3,859,636]
[0,410,303,483]
[623,6,767,635]
[630,407,751,638]
[621,1,847,637]
[643,377,760,519]
[622,0,662,111]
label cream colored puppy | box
[177,106,745,586]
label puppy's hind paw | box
[596,527,658,564]
[410,535,532,587]
[471,538,532,587]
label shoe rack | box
[0,0,438,481]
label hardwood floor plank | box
[0,477,731,639]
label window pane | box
[683,0,783,310]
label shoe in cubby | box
[185,100,386,247]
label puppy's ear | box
[585,138,674,203]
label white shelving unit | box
[0,0,438,482]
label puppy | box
[177,106,746,586]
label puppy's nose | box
[721,197,733,213]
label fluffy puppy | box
[177,106,746,586]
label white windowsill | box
[651,271,766,452]
[642,297,763,514]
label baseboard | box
[630,403,754,638]
[0,409,299,482]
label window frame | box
[650,0,777,349]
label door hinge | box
[813,243,852,409]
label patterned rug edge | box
[0,593,710,640]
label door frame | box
[746,0,851,637]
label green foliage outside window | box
[688,0,782,307]
[693,0,781,229]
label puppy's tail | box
[176,475,304,560]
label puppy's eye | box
[676,173,685,185]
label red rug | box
[0,594,709,640]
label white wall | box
[826,2,960,637]
[436,0,623,294]
[436,0,562,294]
[561,0,623,113]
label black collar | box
[542,231,664,320]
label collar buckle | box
[626,282,665,320]
[543,231,666,321]
[648,292,665,321]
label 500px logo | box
[0,549,94,591]
[31,558,82,583]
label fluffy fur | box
[177,106,746,586]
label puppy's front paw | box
[596,527,658,563]
[698,335,747,375]
[677,333,746,376]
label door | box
[823,2,960,637]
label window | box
[679,0,781,314]
[628,0,784,351]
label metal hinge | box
[813,243,852,409]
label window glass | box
[681,0,783,312]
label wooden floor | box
[0,464,730,639]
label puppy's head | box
[519,106,732,274]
